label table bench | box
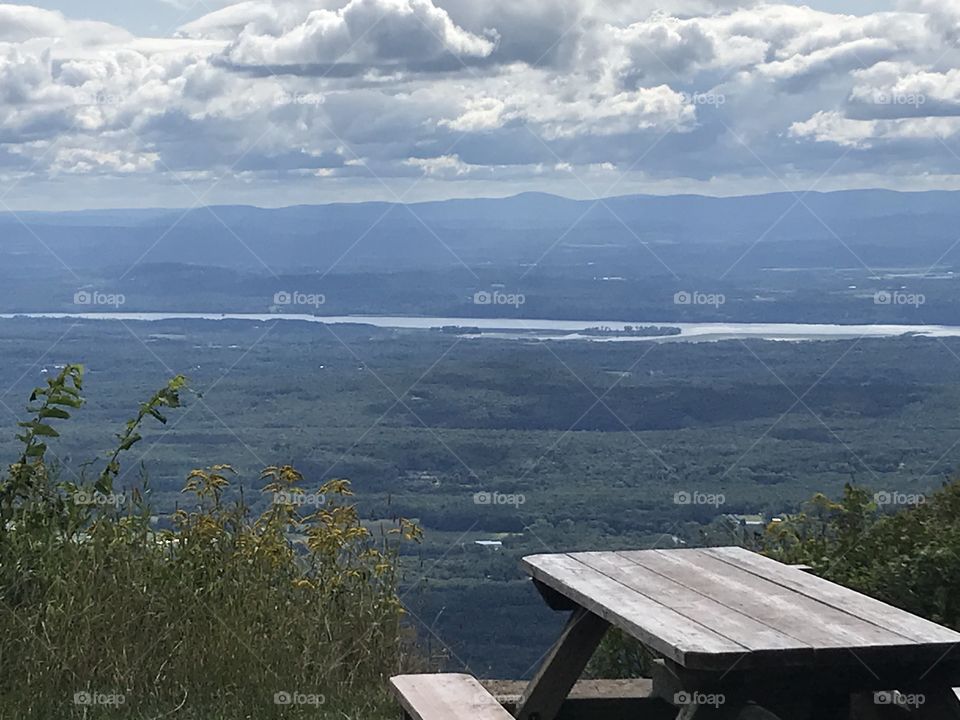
[389,674,516,720]
[391,547,960,720]
[390,675,675,720]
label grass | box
[0,366,420,718]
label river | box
[2,312,959,343]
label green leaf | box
[50,396,84,409]
[118,433,142,451]
[31,424,60,438]
[39,407,70,420]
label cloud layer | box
[2,0,960,207]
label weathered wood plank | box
[483,679,673,720]
[619,549,907,649]
[482,677,654,703]
[389,674,515,720]
[575,552,812,653]
[515,607,610,720]
[705,547,960,645]
[521,553,751,670]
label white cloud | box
[0,4,130,44]
[221,0,496,71]
[790,109,960,147]
[404,153,473,175]
[0,0,959,206]
[177,2,290,40]
[790,110,879,147]
[438,97,506,132]
[437,82,693,139]
[849,64,960,118]
[904,0,960,42]
[50,146,160,174]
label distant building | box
[474,540,503,549]
[406,471,441,485]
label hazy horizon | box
[2,0,960,210]
[8,185,960,215]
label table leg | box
[757,689,848,720]
[514,606,610,720]
[674,702,753,719]
[850,687,960,720]
[912,687,960,719]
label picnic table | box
[391,547,960,720]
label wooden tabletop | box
[522,547,960,672]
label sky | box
[5,0,900,35]
[1,0,958,210]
